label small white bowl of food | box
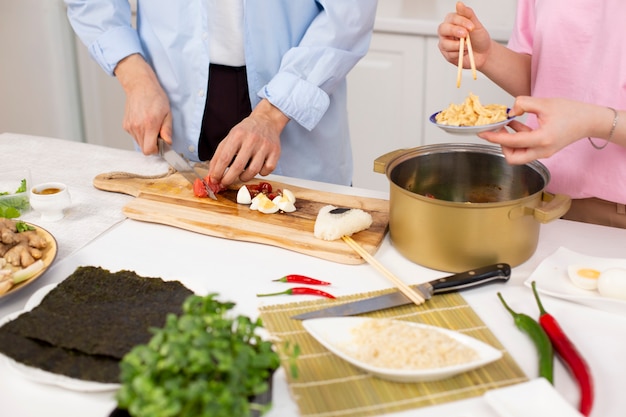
[29,182,72,222]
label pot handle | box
[533,192,572,223]
[373,149,410,174]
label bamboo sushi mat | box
[259,290,528,417]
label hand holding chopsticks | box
[456,34,477,88]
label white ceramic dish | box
[29,182,72,222]
[429,110,515,135]
[0,284,120,392]
[484,378,584,417]
[302,317,502,382]
[524,247,626,315]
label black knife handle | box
[426,263,511,294]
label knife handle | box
[426,263,511,294]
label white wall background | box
[0,0,84,142]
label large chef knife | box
[291,263,511,320]
[158,137,217,200]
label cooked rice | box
[338,319,479,370]
[314,205,373,241]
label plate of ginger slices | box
[0,219,57,299]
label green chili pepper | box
[497,292,554,384]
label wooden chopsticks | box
[341,236,426,306]
[456,34,477,88]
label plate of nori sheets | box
[0,266,193,391]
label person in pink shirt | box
[437,1,626,228]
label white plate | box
[429,110,515,135]
[302,317,502,382]
[484,378,584,417]
[0,284,120,392]
[524,247,626,315]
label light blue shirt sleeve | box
[65,0,143,76]
[251,0,377,131]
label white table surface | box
[1,133,626,417]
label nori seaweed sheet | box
[0,266,193,383]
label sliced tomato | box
[258,182,273,194]
[203,175,224,195]
[193,178,208,198]
[246,183,260,192]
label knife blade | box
[157,137,217,200]
[291,263,511,320]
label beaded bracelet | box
[588,107,619,150]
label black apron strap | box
[198,64,252,160]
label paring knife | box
[291,263,511,320]
[157,137,217,200]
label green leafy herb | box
[15,179,27,194]
[0,178,29,219]
[116,293,293,417]
[15,221,35,232]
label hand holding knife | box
[157,137,217,200]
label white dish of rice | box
[302,317,502,382]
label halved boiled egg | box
[597,268,626,301]
[272,194,296,213]
[282,188,296,204]
[567,265,601,290]
[237,185,252,205]
[250,193,279,214]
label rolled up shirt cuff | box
[259,72,330,131]
[88,26,144,76]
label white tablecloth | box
[2,133,626,417]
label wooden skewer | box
[466,34,477,80]
[456,36,465,88]
[341,236,425,306]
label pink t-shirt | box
[507,0,626,203]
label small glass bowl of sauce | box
[29,182,71,221]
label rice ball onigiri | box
[314,205,373,241]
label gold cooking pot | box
[374,144,571,272]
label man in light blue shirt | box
[65,1,377,187]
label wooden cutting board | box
[93,171,389,264]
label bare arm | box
[479,41,531,97]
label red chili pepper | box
[272,275,331,286]
[257,287,335,299]
[531,281,594,416]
